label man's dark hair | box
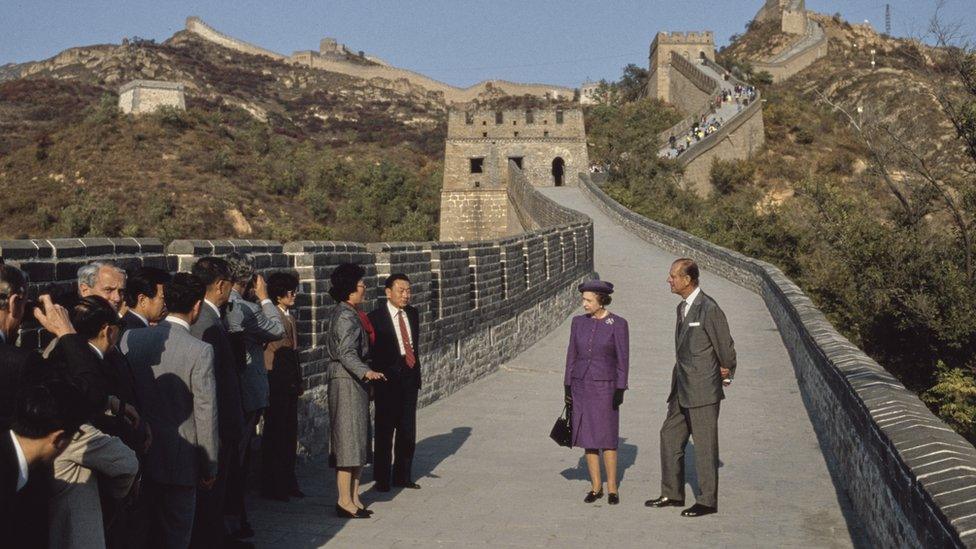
[0,265,27,311]
[384,273,411,290]
[267,272,299,304]
[164,273,206,314]
[674,258,700,285]
[12,378,87,440]
[328,263,365,303]
[191,256,232,288]
[71,296,122,340]
[124,267,171,308]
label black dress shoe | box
[356,506,374,516]
[645,496,684,507]
[608,493,620,505]
[393,481,421,489]
[335,504,369,519]
[583,490,604,503]
[681,503,717,517]
[374,483,391,492]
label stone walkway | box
[246,187,865,548]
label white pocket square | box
[688,322,701,327]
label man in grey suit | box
[223,252,284,538]
[121,273,218,548]
[646,258,736,518]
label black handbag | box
[549,404,572,447]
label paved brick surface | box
[246,187,865,548]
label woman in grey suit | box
[326,263,386,518]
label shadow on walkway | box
[559,438,639,484]
[366,426,472,503]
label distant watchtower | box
[754,0,808,35]
[646,31,715,103]
[118,80,186,115]
[438,107,589,241]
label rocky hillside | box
[0,31,449,241]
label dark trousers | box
[262,373,300,497]
[659,399,720,507]
[189,436,237,547]
[373,365,419,486]
[143,479,196,549]
[226,409,261,528]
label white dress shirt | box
[10,430,28,491]
[386,301,412,356]
[682,287,702,319]
[164,316,191,331]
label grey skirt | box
[328,377,370,467]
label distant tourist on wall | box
[563,280,629,506]
[369,273,422,493]
[261,272,304,502]
[325,263,385,518]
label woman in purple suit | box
[564,280,629,505]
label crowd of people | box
[663,84,758,160]
[0,254,309,548]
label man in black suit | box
[2,379,87,545]
[0,265,38,422]
[121,267,171,332]
[188,257,249,549]
[369,273,422,492]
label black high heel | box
[356,506,374,516]
[335,504,368,519]
[584,490,604,503]
[608,493,619,505]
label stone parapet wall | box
[578,174,976,548]
[753,20,827,82]
[185,17,286,61]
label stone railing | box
[670,51,720,96]
[752,19,828,82]
[577,174,976,548]
[655,55,725,148]
[676,86,763,167]
[1,183,593,456]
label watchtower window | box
[469,158,484,173]
[495,111,503,125]
[525,110,534,124]
[508,156,523,169]
[482,120,487,126]
[465,112,474,125]
[543,130,549,137]
[556,110,564,124]
[514,131,519,137]
[513,120,517,126]
[482,132,488,138]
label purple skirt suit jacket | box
[563,312,630,449]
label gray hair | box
[77,261,126,290]
[225,252,255,285]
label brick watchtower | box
[646,31,715,102]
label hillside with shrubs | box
[0,31,447,241]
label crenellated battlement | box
[652,31,715,46]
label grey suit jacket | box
[668,291,737,408]
[226,290,285,412]
[121,320,219,486]
[191,303,245,443]
[325,302,371,382]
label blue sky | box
[1,1,972,88]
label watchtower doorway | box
[552,157,565,186]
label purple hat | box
[578,279,614,294]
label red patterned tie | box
[398,310,416,368]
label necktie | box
[678,301,687,323]
[398,310,416,368]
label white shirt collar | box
[0,331,6,344]
[386,300,404,318]
[165,316,191,331]
[684,286,702,309]
[129,310,149,327]
[9,430,28,491]
[204,299,222,318]
[88,342,105,360]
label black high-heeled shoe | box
[335,504,369,519]
[583,490,604,503]
[356,506,374,516]
[608,493,620,505]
